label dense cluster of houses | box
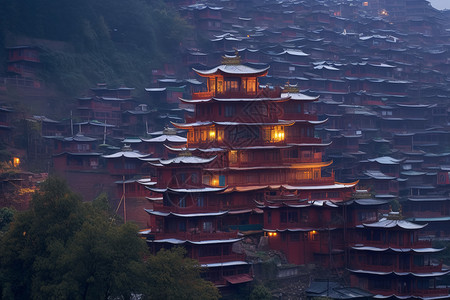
[2,0,450,298]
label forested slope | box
[0,0,189,96]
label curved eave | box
[144,209,228,218]
[171,120,295,129]
[151,238,242,245]
[260,200,339,209]
[164,144,227,153]
[289,118,328,125]
[287,142,332,147]
[264,227,337,232]
[373,293,450,300]
[363,220,427,230]
[102,152,150,159]
[53,152,102,157]
[141,135,187,143]
[283,181,359,191]
[281,92,319,101]
[155,155,217,166]
[171,121,212,129]
[146,197,163,201]
[201,261,249,268]
[146,186,228,194]
[222,185,274,193]
[352,246,445,253]
[204,161,332,172]
[193,65,270,77]
[137,178,157,186]
[180,96,290,104]
[348,269,450,277]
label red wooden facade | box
[142,54,359,286]
[6,46,40,79]
[348,212,450,299]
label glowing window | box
[264,126,285,142]
[209,78,216,92]
[229,150,237,163]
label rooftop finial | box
[221,50,241,65]
[163,127,177,135]
[283,82,299,93]
[387,205,403,220]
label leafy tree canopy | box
[0,177,219,300]
[249,283,272,300]
[144,247,220,300]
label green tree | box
[249,284,272,300]
[144,247,220,300]
[0,177,220,299]
[0,207,15,233]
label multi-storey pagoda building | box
[144,53,357,286]
[348,212,450,299]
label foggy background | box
[428,0,449,10]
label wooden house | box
[348,213,450,299]
[141,54,359,285]
[6,46,40,80]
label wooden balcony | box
[196,253,247,264]
[192,91,214,99]
[349,262,444,274]
[192,89,281,100]
[371,287,450,298]
[150,205,224,215]
[351,239,432,249]
[149,231,239,242]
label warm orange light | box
[363,1,368,6]
[212,179,218,186]
[271,127,285,142]
[268,232,277,237]
[209,130,216,139]
[13,157,20,167]
[380,9,388,16]
[311,230,317,234]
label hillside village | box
[1,0,450,298]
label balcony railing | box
[371,287,450,298]
[149,231,239,242]
[349,263,444,274]
[192,91,214,100]
[150,205,223,215]
[192,89,281,100]
[197,253,246,264]
[350,239,432,249]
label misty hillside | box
[0,0,189,97]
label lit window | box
[229,150,237,164]
[363,1,368,6]
[264,126,285,142]
[209,78,216,92]
[247,78,256,93]
[217,129,224,141]
[209,129,216,140]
